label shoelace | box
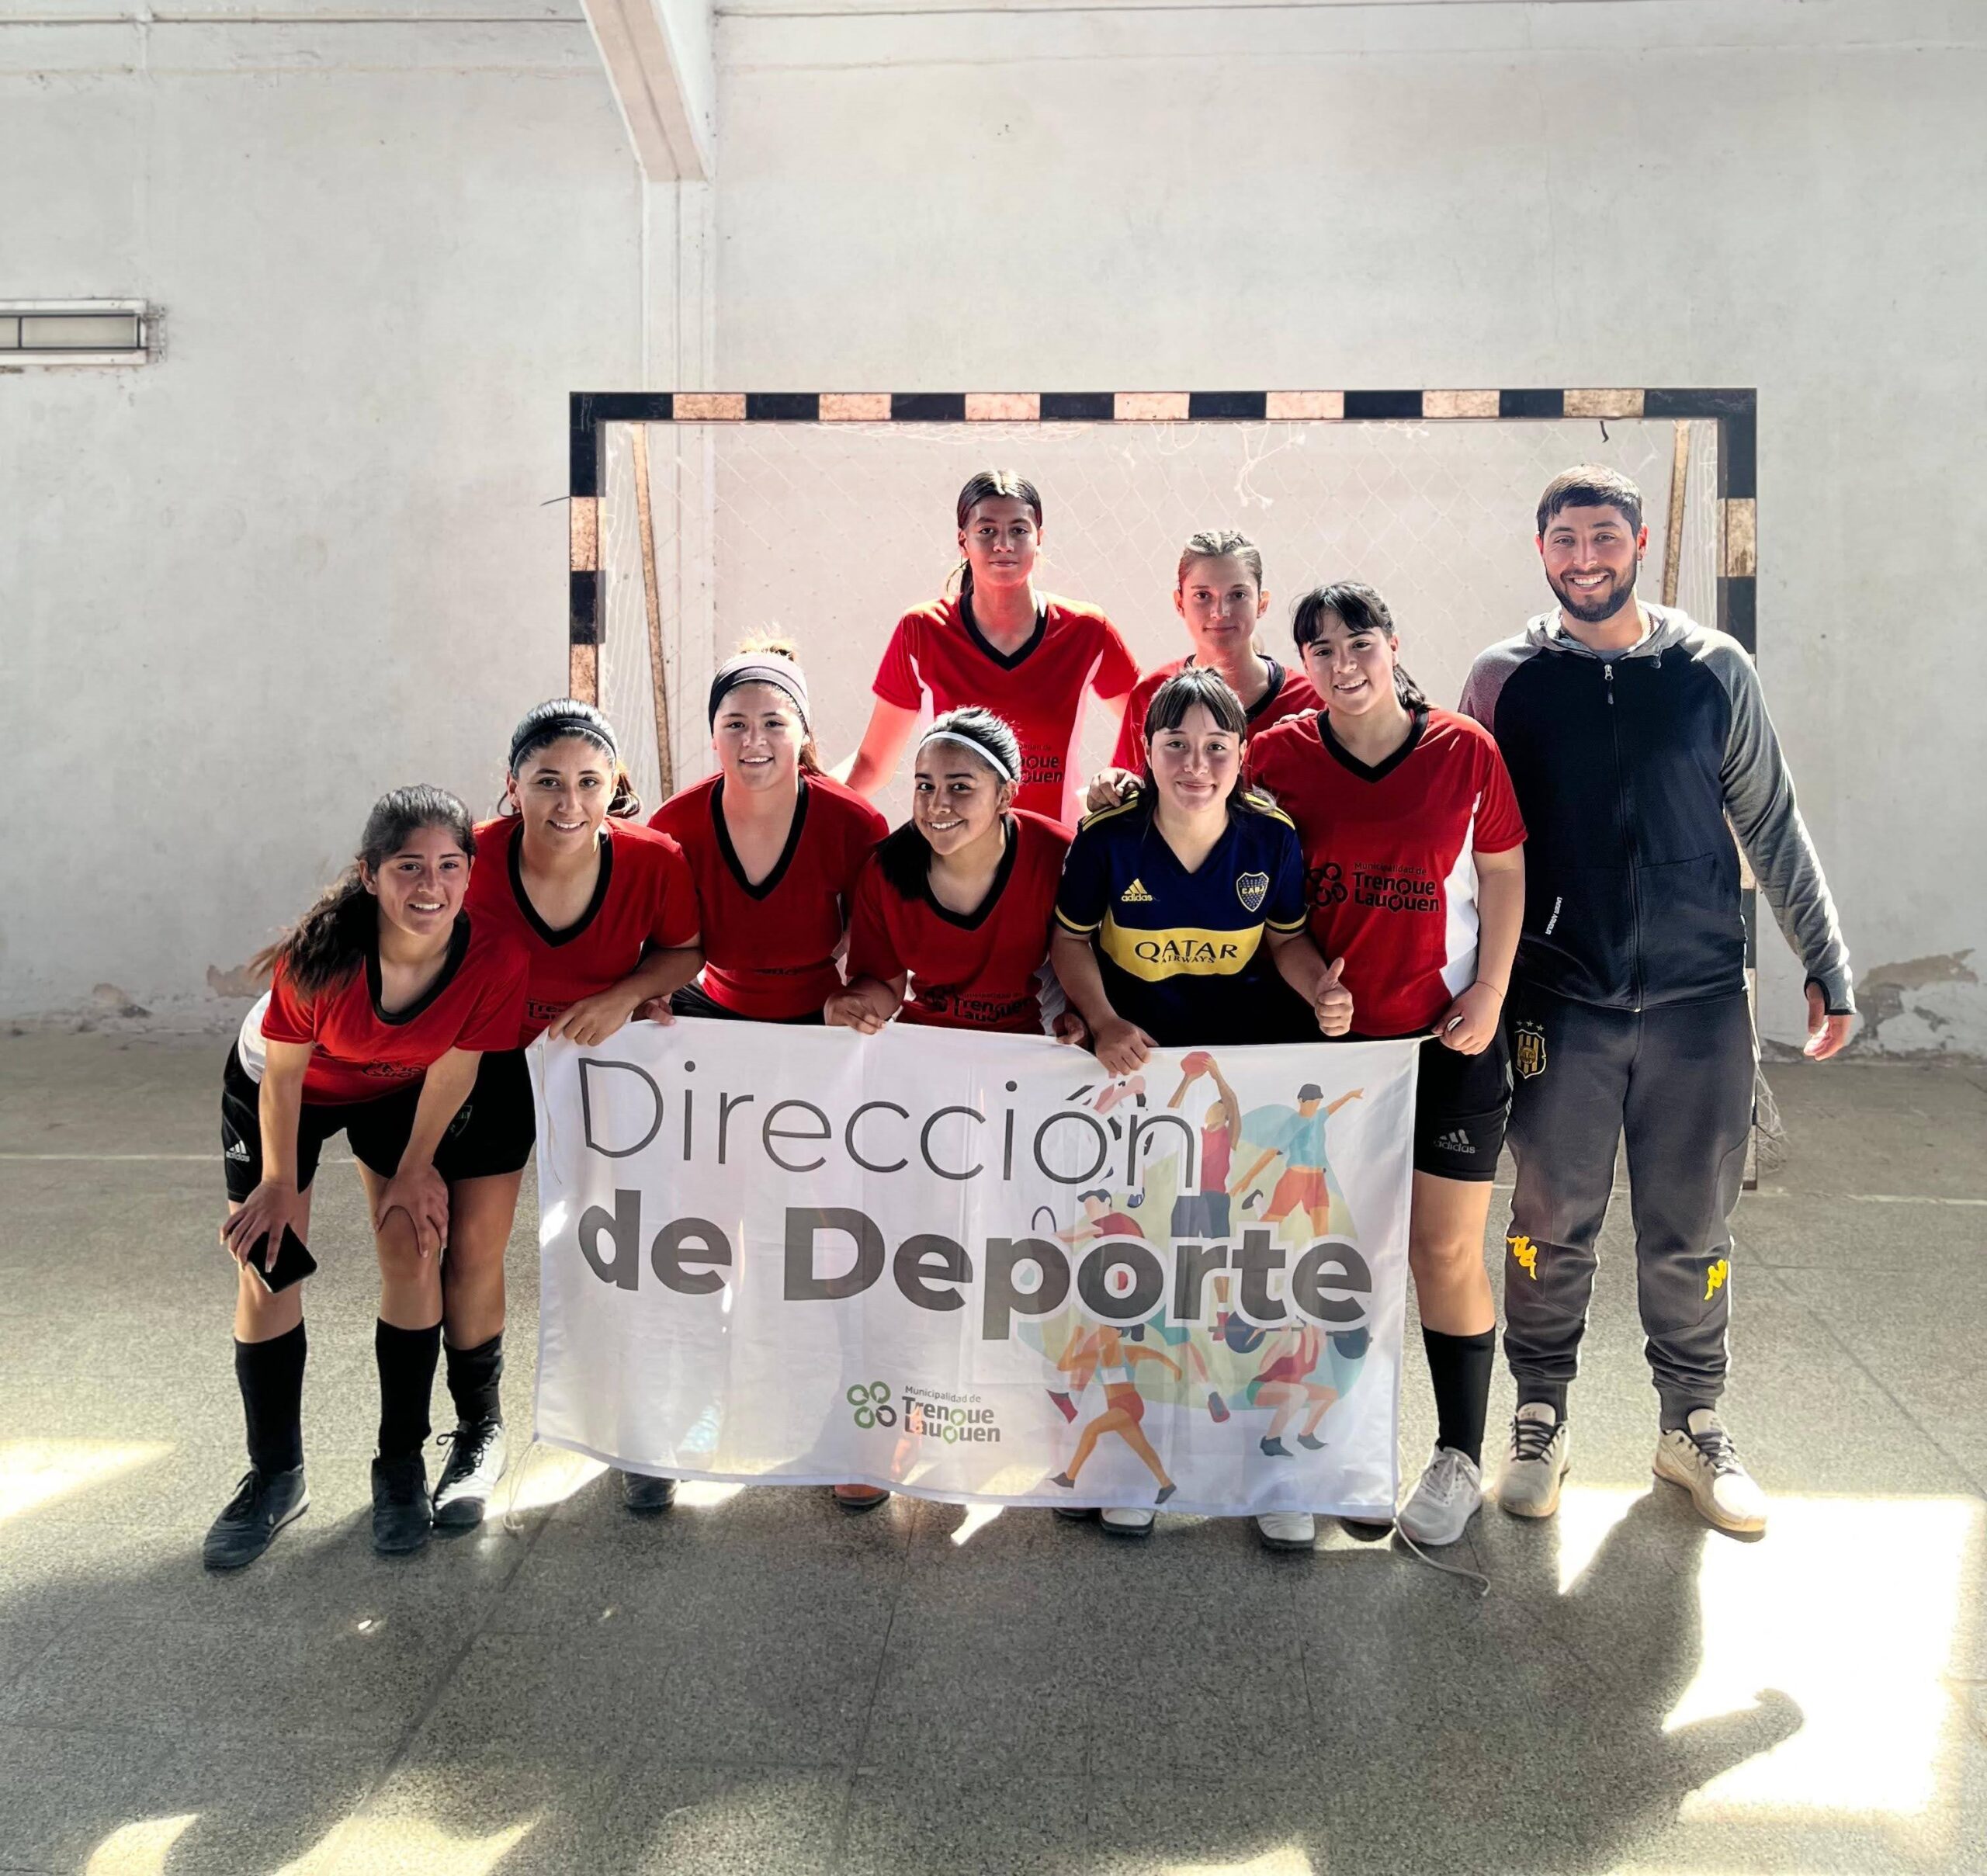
[1389,1450,1492,1598]
[1511,1415,1560,1463]
[1687,1422,1743,1475]
[1423,1447,1476,1498]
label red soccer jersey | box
[1108,656,1323,771]
[872,593,1138,822]
[650,772,887,1020]
[844,810,1070,1033]
[259,914,529,1104]
[1249,706,1526,1038]
[464,816,701,1043]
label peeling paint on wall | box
[1857,951,1978,1039]
[205,964,265,1000]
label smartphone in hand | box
[247,1225,318,1294]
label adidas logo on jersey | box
[1120,879,1154,903]
[1432,1129,1473,1155]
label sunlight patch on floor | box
[674,1479,744,1508]
[0,1437,172,1524]
[951,1501,1005,1545]
[276,1817,533,1875]
[1156,1849,1314,1876]
[501,1444,605,1514]
[1672,1493,1982,1824]
[83,1813,198,1876]
[1552,1483,1983,1831]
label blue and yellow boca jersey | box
[1055,797,1310,1046]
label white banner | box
[531,1020,1419,1519]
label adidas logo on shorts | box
[1120,879,1154,903]
[224,1138,251,1161]
[1432,1128,1473,1155]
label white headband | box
[917,727,1018,782]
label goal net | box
[595,415,1721,820]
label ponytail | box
[876,822,935,901]
[250,874,376,1000]
[250,785,477,998]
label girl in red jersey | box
[1086,528,1321,811]
[828,708,1076,1038]
[650,643,887,1027]
[1249,581,1526,1552]
[463,699,702,1521]
[653,642,888,1510]
[206,788,529,1570]
[841,470,1139,825]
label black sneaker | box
[432,1420,507,1531]
[203,1465,308,1571]
[371,1453,432,1555]
[619,1468,677,1516]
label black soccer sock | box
[1517,1382,1569,1419]
[375,1319,442,1461]
[1423,1325,1496,1465]
[444,1332,504,1428]
[234,1322,307,1475]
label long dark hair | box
[1125,667,1278,822]
[251,785,477,997]
[1289,581,1427,708]
[876,707,1021,900]
[950,469,1044,605]
[504,698,640,818]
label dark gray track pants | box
[1501,983,1756,1424]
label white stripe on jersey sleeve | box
[236,991,273,1085]
[1437,804,1482,1000]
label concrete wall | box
[707,0,1987,1056]
[0,0,643,1010]
[4,0,1982,1055]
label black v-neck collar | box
[1248,660,1288,722]
[923,817,1019,931]
[961,590,1048,671]
[1184,654,1288,723]
[369,913,471,1025]
[1319,705,1427,783]
[509,825,614,948]
[713,775,810,901]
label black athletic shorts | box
[670,980,827,1025]
[1411,1028,1512,1183]
[220,1045,536,1202]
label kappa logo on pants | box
[1508,1233,1540,1278]
[1514,1023,1547,1080]
[1704,1257,1729,1302]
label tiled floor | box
[2,1031,1983,1874]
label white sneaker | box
[1654,1409,1769,1534]
[1256,1511,1316,1551]
[1100,1506,1155,1538]
[1497,1402,1570,1518]
[1396,1444,1484,1546]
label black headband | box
[510,714,616,774]
[708,655,811,729]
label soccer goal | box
[566,387,1763,1175]
[566,389,1756,825]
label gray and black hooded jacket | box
[1459,606,1852,1015]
